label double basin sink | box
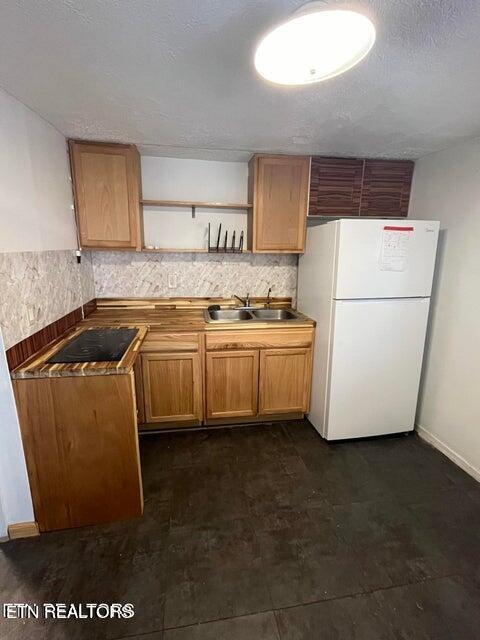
[205,308,300,323]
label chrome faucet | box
[266,287,272,308]
[234,293,251,308]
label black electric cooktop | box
[48,328,139,364]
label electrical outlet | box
[168,273,177,289]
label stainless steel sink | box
[205,307,302,323]
[251,309,298,320]
[207,309,253,321]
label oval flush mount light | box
[254,2,376,86]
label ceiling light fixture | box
[254,2,376,86]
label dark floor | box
[1,420,480,639]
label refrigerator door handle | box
[334,296,431,302]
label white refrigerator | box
[298,218,440,440]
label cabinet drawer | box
[141,332,200,352]
[206,329,313,351]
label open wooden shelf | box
[141,199,251,253]
[141,199,252,210]
[142,247,251,254]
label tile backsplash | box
[0,250,299,350]
[0,250,94,349]
[92,251,298,302]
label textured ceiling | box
[1,0,480,160]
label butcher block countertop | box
[11,325,148,379]
[11,297,315,379]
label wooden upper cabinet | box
[309,157,414,218]
[360,160,414,217]
[69,140,143,249]
[309,157,363,217]
[250,154,310,253]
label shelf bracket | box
[191,205,196,219]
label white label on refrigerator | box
[379,226,413,271]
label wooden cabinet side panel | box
[130,145,144,249]
[259,348,311,415]
[253,155,310,252]
[134,356,145,424]
[13,379,71,532]
[206,350,259,418]
[142,352,201,423]
[247,156,256,251]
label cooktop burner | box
[48,328,139,364]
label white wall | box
[0,87,76,252]
[0,329,34,537]
[0,87,80,533]
[141,156,248,250]
[409,137,480,481]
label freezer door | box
[325,297,430,440]
[334,219,439,299]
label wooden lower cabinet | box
[142,352,202,424]
[206,350,259,419]
[259,348,311,415]
[13,373,143,532]
[138,329,314,426]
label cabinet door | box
[360,160,414,217]
[206,350,259,419]
[142,352,202,424]
[251,155,310,253]
[69,140,142,249]
[309,157,363,217]
[259,348,311,415]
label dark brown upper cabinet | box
[360,160,414,217]
[309,157,363,217]
[309,157,414,218]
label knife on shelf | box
[216,223,222,252]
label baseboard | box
[8,521,40,540]
[416,423,480,483]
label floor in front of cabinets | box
[1,420,480,639]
